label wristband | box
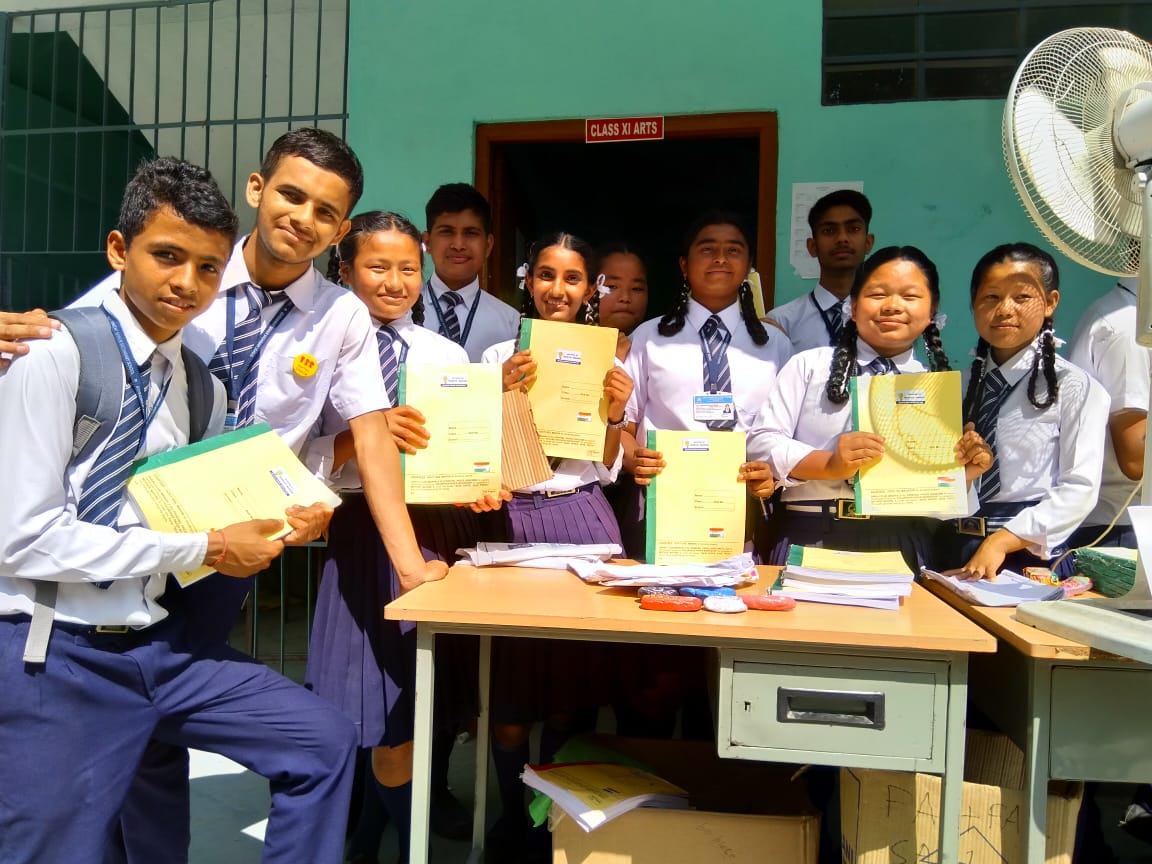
[209,530,227,569]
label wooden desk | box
[924,581,1152,864]
[387,565,996,864]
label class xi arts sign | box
[585,116,665,143]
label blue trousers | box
[0,607,356,864]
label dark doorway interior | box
[492,136,761,321]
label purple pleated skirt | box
[491,484,622,723]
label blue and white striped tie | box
[862,356,896,376]
[208,284,292,427]
[440,291,464,343]
[974,369,1009,502]
[376,325,406,407]
[700,315,736,432]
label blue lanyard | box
[103,309,172,445]
[222,287,294,401]
[425,281,482,346]
[699,324,730,394]
[809,292,843,343]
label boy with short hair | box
[0,156,357,864]
[766,189,875,351]
[421,182,520,360]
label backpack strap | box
[182,345,215,444]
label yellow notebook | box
[398,363,502,504]
[851,370,968,517]
[126,423,341,586]
[645,430,747,564]
[517,318,618,460]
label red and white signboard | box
[585,116,665,143]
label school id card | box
[692,393,735,423]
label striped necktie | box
[974,368,1010,502]
[825,303,844,345]
[440,290,465,343]
[700,315,736,431]
[862,356,896,376]
[376,325,406,407]
[208,284,292,427]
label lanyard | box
[103,309,172,446]
[699,323,731,394]
[222,287,294,401]
[425,281,481,346]
[809,292,844,344]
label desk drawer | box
[1050,666,1152,781]
[717,649,949,771]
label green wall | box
[346,0,1117,357]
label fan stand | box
[1015,170,1152,663]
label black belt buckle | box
[95,625,130,634]
[836,499,869,520]
[956,516,987,537]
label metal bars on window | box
[823,0,1152,105]
[0,0,349,311]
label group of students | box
[0,132,1144,864]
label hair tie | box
[516,263,529,293]
[596,273,610,296]
[932,312,947,330]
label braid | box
[325,251,342,284]
[826,320,859,405]
[411,293,425,326]
[583,290,601,326]
[1027,317,1059,410]
[962,339,990,422]
[737,280,769,346]
[519,279,535,323]
[658,278,691,337]
[921,322,951,372]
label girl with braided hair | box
[942,242,1109,581]
[746,245,990,572]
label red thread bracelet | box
[209,530,227,569]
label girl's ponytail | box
[826,320,859,405]
[737,280,769,346]
[1027,317,1059,410]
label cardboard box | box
[552,737,820,864]
[841,730,1083,864]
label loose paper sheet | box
[790,181,864,279]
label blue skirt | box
[491,485,620,723]
[306,493,413,748]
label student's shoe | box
[430,786,472,841]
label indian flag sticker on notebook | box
[576,411,593,422]
[937,476,955,487]
[473,462,492,473]
[708,527,725,538]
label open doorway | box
[475,112,777,318]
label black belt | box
[3,613,141,638]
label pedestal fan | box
[1001,27,1152,661]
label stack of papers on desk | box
[521,762,688,832]
[568,554,758,587]
[455,542,621,569]
[920,568,1063,607]
[777,546,914,610]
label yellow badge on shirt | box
[292,353,318,378]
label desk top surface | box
[922,579,1130,661]
[385,564,996,655]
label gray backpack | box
[22,307,217,664]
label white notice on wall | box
[790,181,865,280]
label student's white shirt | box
[623,298,792,441]
[0,291,226,625]
[1067,280,1149,527]
[766,284,849,353]
[80,236,389,455]
[482,337,622,491]
[746,340,924,504]
[422,273,520,362]
[964,342,1109,557]
[305,314,469,489]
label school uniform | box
[1067,279,1148,548]
[766,284,851,352]
[80,238,387,863]
[746,340,940,571]
[481,335,622,722]
[0,293,356,864]
[421,273,520,362]
[303,315,479,745]
[944,341,1110,575]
